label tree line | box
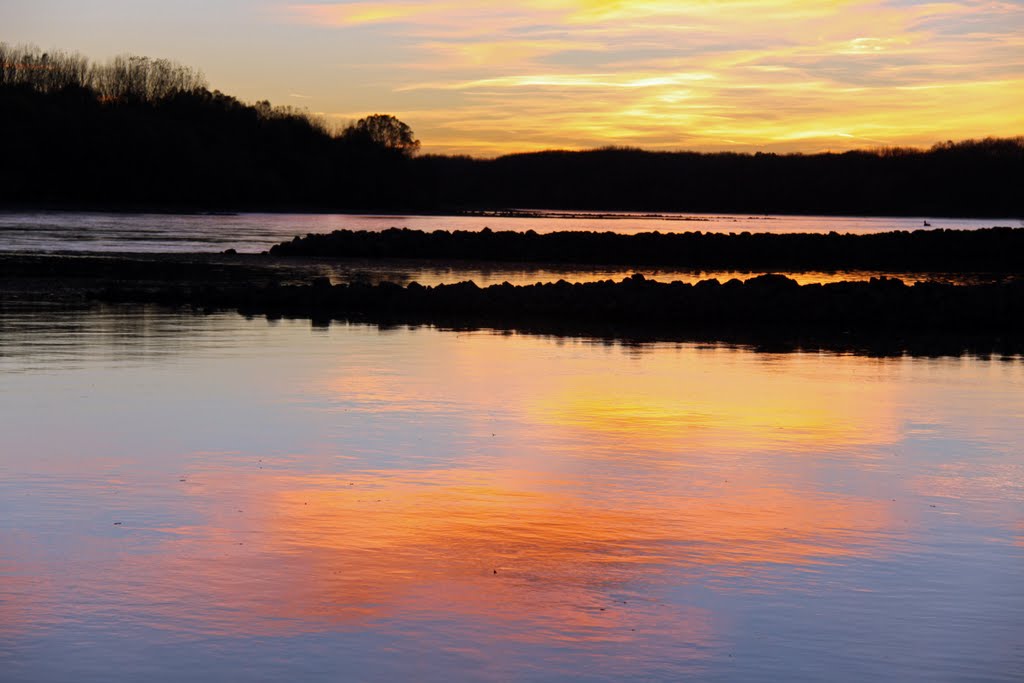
[421,138,1022,217]
[0,43,207,101]
[0,44,419,209]
[1,44,1020,216]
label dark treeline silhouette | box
[0,44,208,99]
[0,44,417,209]
[414,139,1023,217]
[269,227,1024,272]
[2,44,1021,215]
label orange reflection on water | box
[1,334,925,659]
[137,337,908,642]
[89,455,895,645]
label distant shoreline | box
[4,47,1021,217]
[2,203,1018,221]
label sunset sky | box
[3,1,1022,155]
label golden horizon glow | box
[285,0,1024,155]
[2,1,1021,155]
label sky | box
[2,1,1022,156]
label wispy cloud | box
[286,1,1024,155]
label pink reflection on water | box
[55,459,892,642]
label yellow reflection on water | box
[319,334,904,458]
[529,367,899,457]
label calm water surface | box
[1,210,1017,254]
[1,305,1021,681]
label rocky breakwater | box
[269,227,1024,272]
[100,272,1024,342]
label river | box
[1,214,1022,682]
[1,210,1017,254]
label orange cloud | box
[287,1,1023,154]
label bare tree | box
[343,114,420,156]
[0,43,206,101]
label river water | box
[0,304,1021,682]
[1,213,1022,681]
[0,210,1017,254]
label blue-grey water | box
[0,210,1017,253]
[2,210,1023,680]
[1,303,1022,682]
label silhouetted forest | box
[0,45,418,209]
[443,139,1023,217]
[2,44,1021,215]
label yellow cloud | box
[289,1,462,26]
[286,1,1024,154]
[400,71,715,91]
[415,39,604,68]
